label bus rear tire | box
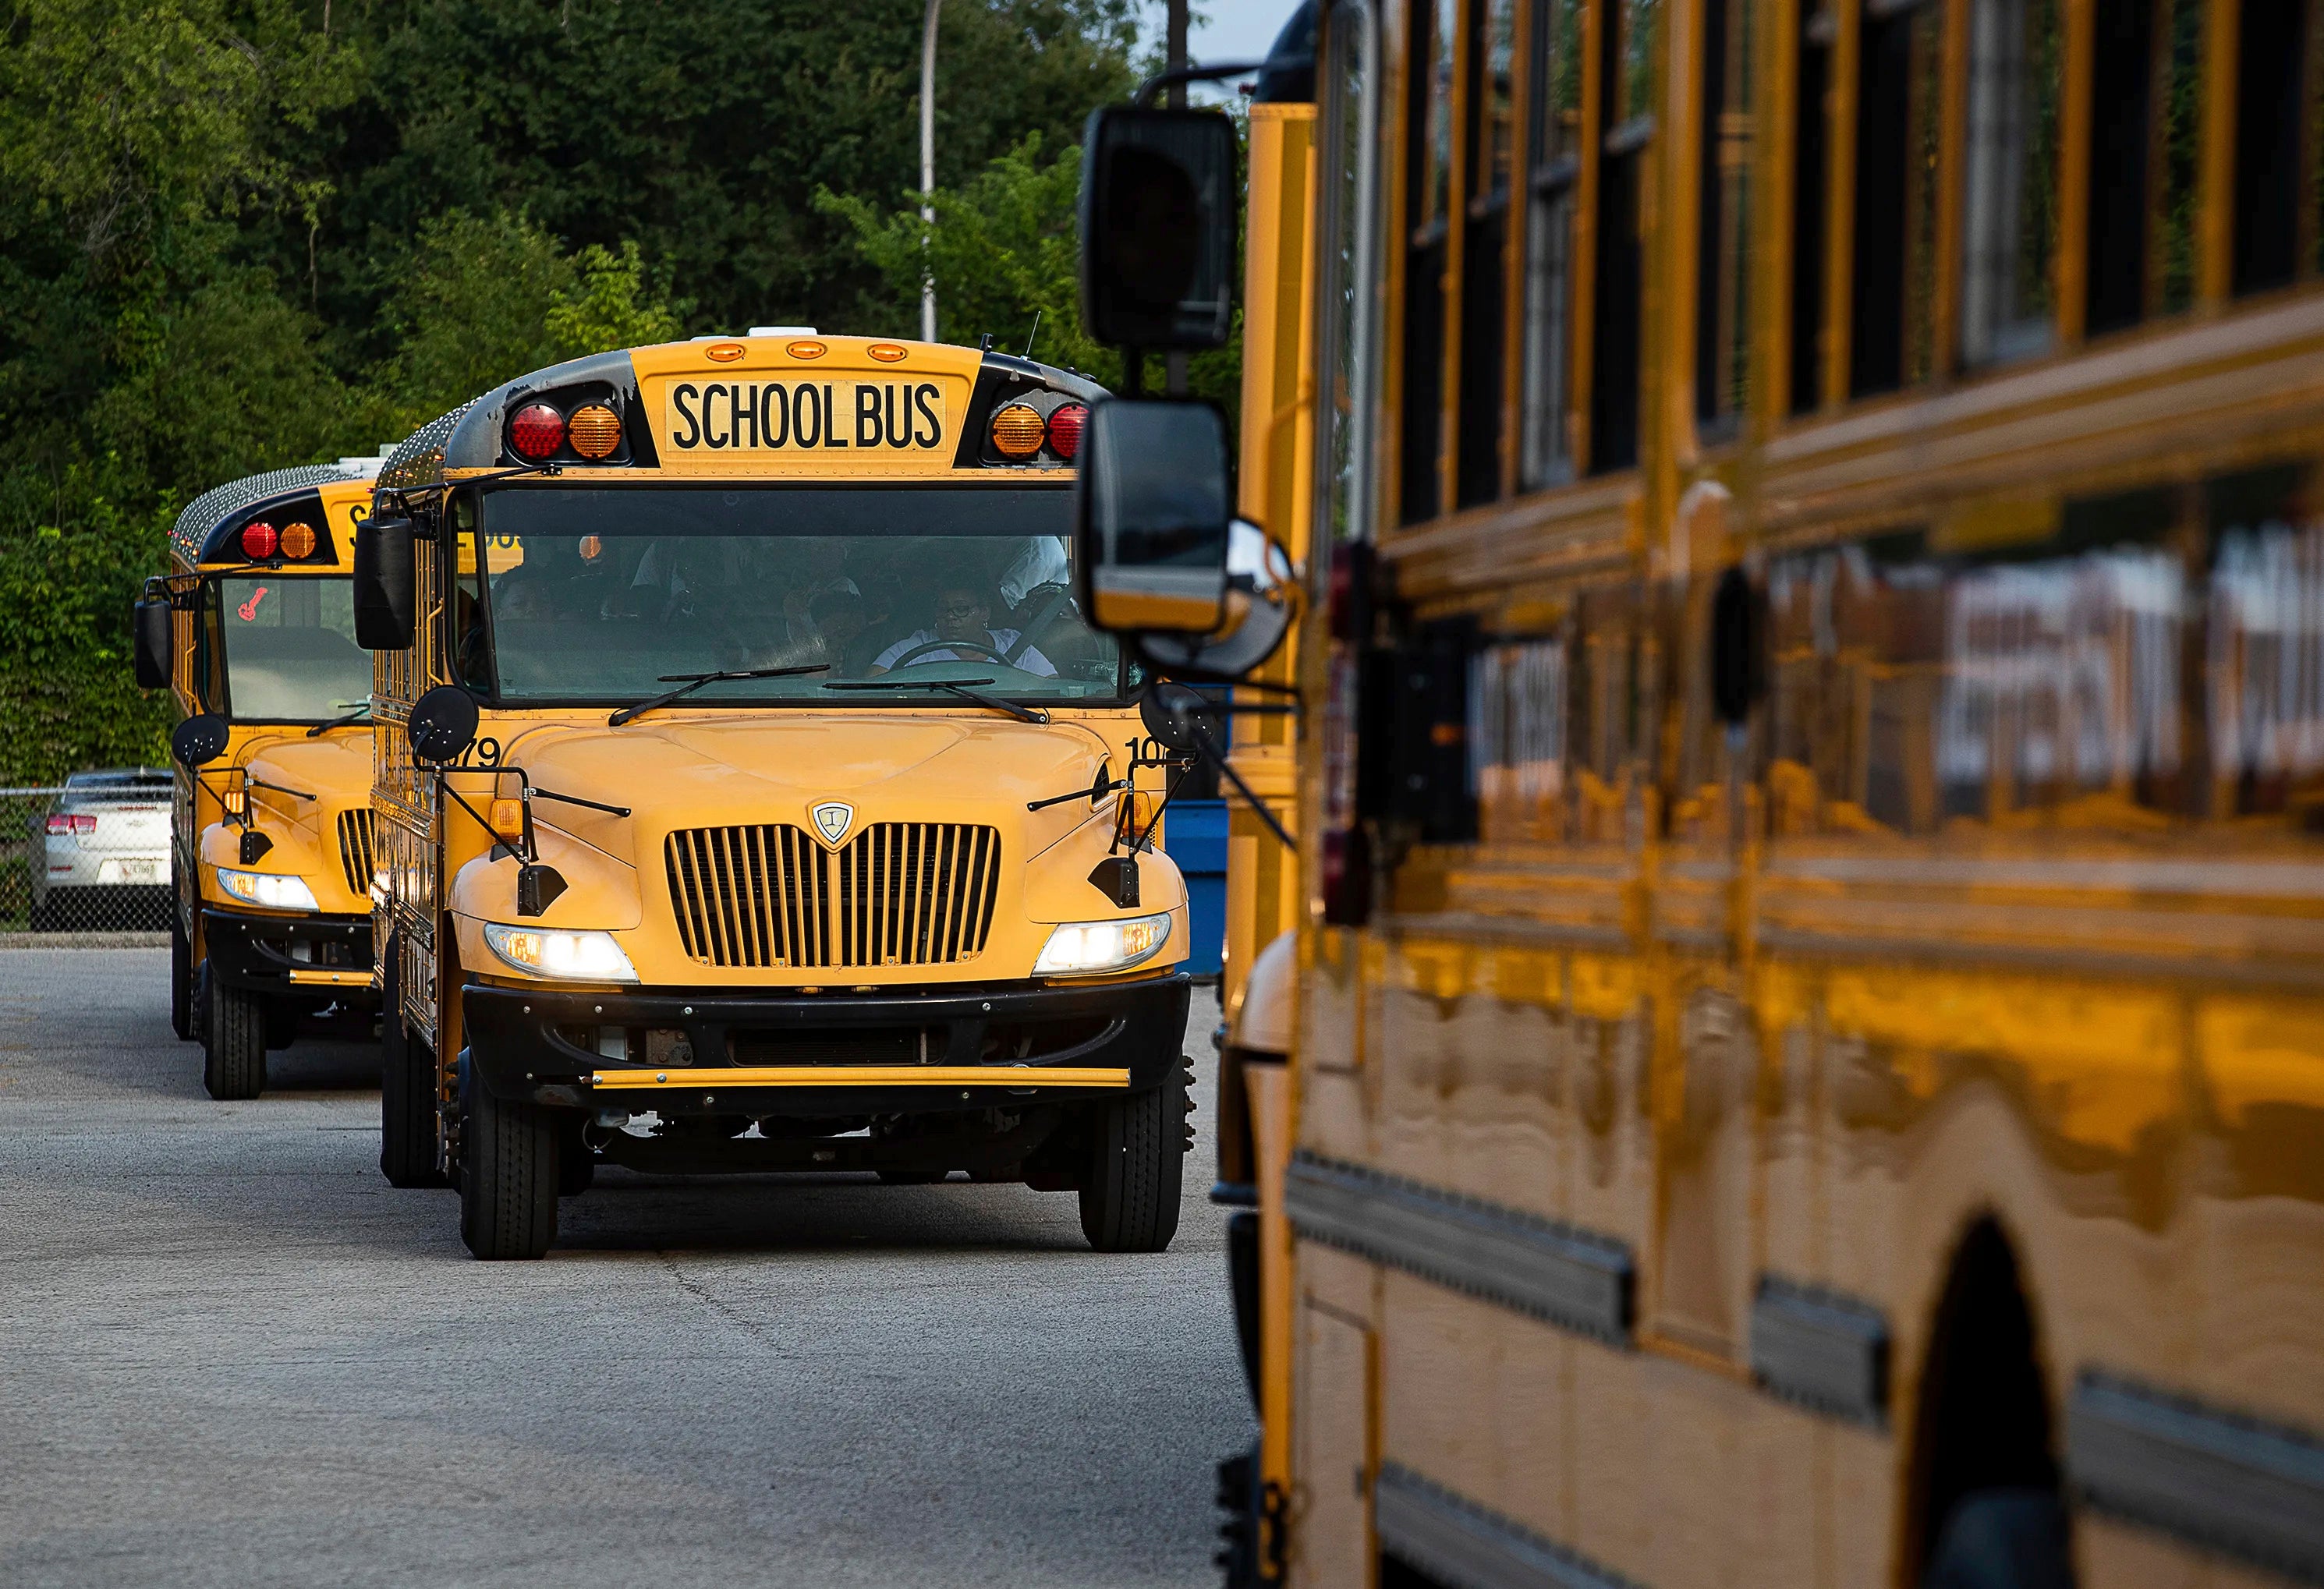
[1922,1489,2072,1589]
[200,966,267,1100]
[170,915,193,1041]
[460,1067,558,1260]
[378,954,444,1188]
[1078,1080,1185,1253]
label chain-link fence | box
[3,777,175,938]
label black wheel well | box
[1908,1216,2062,1573]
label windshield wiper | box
[609,664,831,727]
[306,701,373,738]
[824,678,1050,725]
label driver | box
[869,580,1057,677]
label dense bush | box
[0,0,1153,784]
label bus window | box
[1849,0,1944,398]
[1788,9,1833,413]
[1589,0,1656,472]
[1519,0,1584,485]
[1695,0,1756,436]
[1400,0,1457,525]
[1959,0,2060,367]
[1456,0,1518,508]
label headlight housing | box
[214,866,319,911]
[1033,911,1172,977]
[483,923,639,982]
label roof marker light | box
[510,403,565,460]
[868,344,909,363]
[705,343,746,363]
[567,404,622,459]
[241,522,279,560]
[787,340,828,360]
[991,403,1045,458]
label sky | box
[1143,2,1307,101]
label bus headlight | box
[215,867,319,911]
[1033,912,1171,976]
[483,923,639,983]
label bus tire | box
[378,953,445,1188]
[460,1066,558,1260]
[1922,1489,2073,1589]
[1078,1079,1185,1253]
[170,915,193,1041]
[200,965,267,1101]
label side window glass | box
[1468,582,1649,844]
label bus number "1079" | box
[668,380,944,452]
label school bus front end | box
[363,335,1197,1259]
[154,461,387,1099]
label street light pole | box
[920,0,941,343]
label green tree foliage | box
[0,0,1157,784]
[820,131,1241,417]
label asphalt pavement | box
[0,950,1251,1587]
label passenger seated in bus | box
[806,588,877,673]
[868,580,1057,676]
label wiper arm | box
[824,678,1050,725]
[306,702,373,738]
[609,664,831,726]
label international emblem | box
[811,802,854,845]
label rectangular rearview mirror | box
[1075,399,1233,635]
[352,514,416,651]
[1079,107,1238,351]
[132,598,173,690]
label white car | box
[30,769,174,930]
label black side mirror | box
[353,513,416,651]
[1139,682,1219,754]
[1079,107,1238,351]
[1077,399,1234,634]
[133,597,173,689]
[171,713,229,769]
[406,685,478,765]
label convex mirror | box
[353,512,416,651]
[406,685,479,765]
[172,713,229,769]
[1079,108,1238,350]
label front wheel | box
[378,950,445,1188]
[1077,1073,1188,1253]
[459,1063,559,1260]
[200,965,267,1100]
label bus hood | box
[503,713,1135,869]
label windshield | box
[205,576,371,722]
[461,486,1132,704]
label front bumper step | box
[587,1063,1131,1091]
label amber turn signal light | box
[489,798,526,844]
[991,403,1045,458]
[567,404,622,459]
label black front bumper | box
[462,974,1192,1115]
[201,908,376,1001]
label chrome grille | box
[666,822,1001,970]
[335,809,376,900]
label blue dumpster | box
[1169,798,1228,979]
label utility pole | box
[920,0,942,343]
[1165,0,1189,394]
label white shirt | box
[873,627,1057,677]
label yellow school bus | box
[1082,1,2324,1585]
[139,457,389,1099]
[353,333,1197,1260]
